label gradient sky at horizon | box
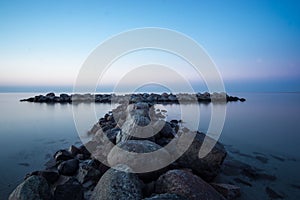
[0,0,300,92]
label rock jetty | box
[20,92,246,103]
[10,100,242,200]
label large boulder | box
[9,175,52,200]
[155,169,225,200]
[90,165,143,200]
[176,131,227,181]
[107,140,171,178]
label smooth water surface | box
[0,93,300,199]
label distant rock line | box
[20,92,246,104]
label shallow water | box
[0,92,300,199]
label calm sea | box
[0,92,299,199]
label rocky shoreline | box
[20,92,246,104]
[10,98,245,200]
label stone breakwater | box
[20,92,246,103]
[9,101,242,200]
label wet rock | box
[155,169,225,200]
[159,122,176,138]
[265,186,284,199]
[211,183,241,199]
[57,159,79,176]
[76,164,101,185]
[54,178,84,200]
[46,92,55,97]
[105,127,121,144]
[255,155,268,164]
[270,154,285,162]
[69,145,80,156]
[9,175,52,200]
[241,167,276,181]
[176,131,227,182]
[233,178,252,187]
[144,193,188,200]
[90,165,143,200]
[54,149,74,162]
[26,171,59,184]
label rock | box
[176,131,227,181]
[69,145,80,156]
[155,169,225,200]
[90,165,143,200]
[255,155,268,164]
[108,140,171,180]
[233,178,252,187]
[211,183,241,199]
[46,92,55,97]
[159,121,176,138]
[265,186,284,199]
[76,164,101,185]
[26,171,59,184]
[54,178,84,200]
[57,159,79,176]
[241,166,276,181]
[9,175,52,200]
[54,149,74,162]
[105,128,121,144]
[143,193,187,200]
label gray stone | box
[9,175,51,200]
[90,165,143,200]
[176,131,227,181]
[108,140,171,177]
[155,169,225,200]
[57,159,79,176]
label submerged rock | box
[211,183,241,199]
[9,175,52,200]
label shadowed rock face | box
[9,175,52,200]
[176,132,227,182]
[90,165,143,200]
[155,169,226,200]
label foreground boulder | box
[176,131,227,182]
[155,169,225,200]
[90,165,143,200]
[9,175,52,200]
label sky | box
[0,0,300,92]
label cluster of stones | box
[10,102,242,200]
[20,92,246,103]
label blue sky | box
[0,0,299,92]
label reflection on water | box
[0,93,300,199]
